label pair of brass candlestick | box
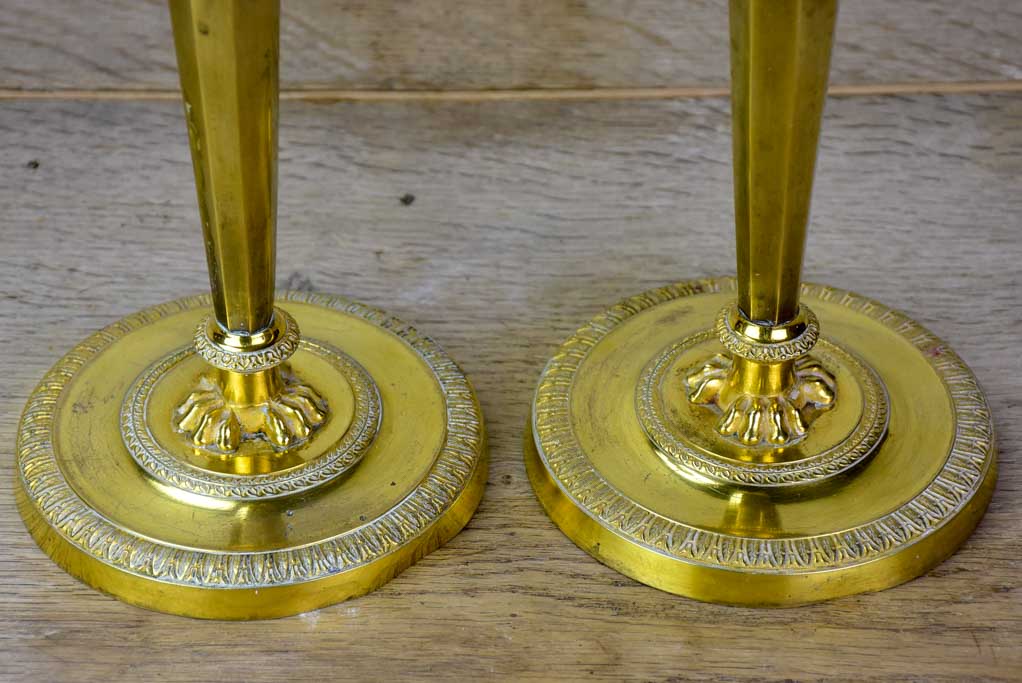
[16,0,995,619]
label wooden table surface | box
[3,0,1021,91]
[2,3,1021,682]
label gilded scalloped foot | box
[686,354,836,447]
[174,366,327,453]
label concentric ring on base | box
[636,331,890,488]
[526,277,996,606]
[122,339,381,500]
[16,291,487,619]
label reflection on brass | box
[638,330,888,489]
[174,365,327,452]
[686,353,835,447]
[685,304,837,446]
[721,490,780,539]
[526,0,996,606]
[170,0,329,454]
[126,339,381,499]
[16,0,486,619]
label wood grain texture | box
[1,92,1021,681]
[2,0,1020,92]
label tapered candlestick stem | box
[730,0,837,325]
[170,0,279,335]
[168,0,325,454]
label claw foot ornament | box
[686,354,836,447]
[174,365,327,453]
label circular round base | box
[526,278,996,606]
[16,291,487,619]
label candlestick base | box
[16,291,487,619]
[525,277,995,606]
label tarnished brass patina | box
[16,0,486,619]
[525,0,996,606]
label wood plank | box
[1,93,1020,681]
[1,0,1020,92]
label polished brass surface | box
[527,279,995,605]
[137,337,375,491]
[170,0,278,334]
[526,0,996,605]
[18,294,487,618]
[640,332,886,487]
[693,0,841,450]
[687,304,837,447]
[731,0,836,325]
[169,0,321,454]
[16,0,487,618]
[176,309,329,453]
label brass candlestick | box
[15,0,487,619]
[525,0,996,606]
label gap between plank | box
[0,80,1020,102]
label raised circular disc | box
[637,333,890,488]
[16,291,487,619]
[526,277,996,606]
[124,339,381,499]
